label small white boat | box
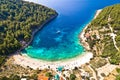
[56,30,61,34]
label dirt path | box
[88,65,98,80]
[108,15,120,52]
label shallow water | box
[23,0,120,61]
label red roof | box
[38,74,49,80]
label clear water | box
[23,0,120,61]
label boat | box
[56,30,61,34]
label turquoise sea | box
[23,0,120,61]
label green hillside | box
[85,4,120,64]
[0,0,57,55]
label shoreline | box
[13,52,93,70]
[20,13,58,51]
[12,9,102,70]
[9,13,58,56]
[79,9,102,51]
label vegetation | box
[0,56,6,67]
[116,68,120,80]
[70,74,76,80]
[0,0,57,55]
[90,57,107,68]
[0,74,38,80]
[0,0,57,78]
[45,72,53,78]
[85,4,120,64]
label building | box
[38,74,49,80]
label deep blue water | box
[23,0,120,61]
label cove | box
[23,0,120,61]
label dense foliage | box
[70,74,76,80]
[0,56,6,67]
[85,4,120,64]
[0,74,38,80]
[116,68,120,80]
[0,0,57,55]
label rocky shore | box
[79,9,102,51]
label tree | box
[70,74,76,80]
[45,72,53,78]
[0,0,57,55]
[10,75,21,80]
[0,77,9,80]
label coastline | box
[20,13,58,51]
[12,9,102,70]
[13,52,93,70]
[79,9,102,51]
[9,13,58,56]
